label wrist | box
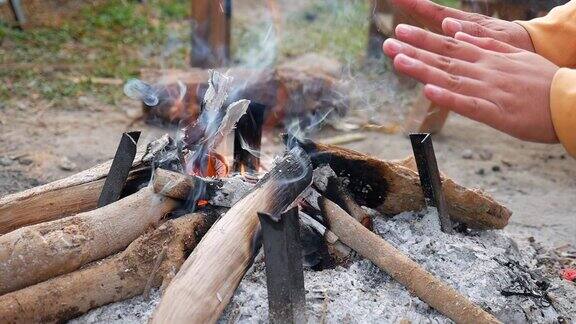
[513,21,536,52]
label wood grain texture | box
[296,139,511,229]
[0,141,157,235]
[0,187,178,295]
[0,212,218,323]
[151,148,312,324]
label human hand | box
[390,0,534,52]
[383,24,559,143]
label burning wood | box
[179,71,250,176]
[0,135,172,235]
[134,54,347,127]
[0,211,219,323]
[0,66,526,323]
[291,137,511,229]
[0,187,177,295]
[151,147,312,323]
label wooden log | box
[367,0,391,57]
[0,187,178,295]
[322,176,373,229]
[151,147,312,324]
[0,135,170,235]
[140,54,346,126]
[152,168,232,203]
[0,211,218,323]
[319,197,500,324]
[294,138,511,229]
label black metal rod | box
[258,207,306,324]
[233,102,265,174]
[409,133,453,234]
[98,131,141,207]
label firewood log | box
[0,211,218,323]
[319,197,500,324]
[295,138,511,229]
[151,147,313,324]
[0,135,171,235]
[139,54,347,127]
[0,187,178,295]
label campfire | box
[6,69,571,323]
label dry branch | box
[319,197,500,324]
[296,139,511,229]
[0,187,178,295]
[151,148,312,324]
[0,212,218,323]
[0,135,171,235]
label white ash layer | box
[219,209,570,323]
[70,210,574,323]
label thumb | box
[454,32,521,53]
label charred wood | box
[151,147,312,323]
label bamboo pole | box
[319,197,501,324]
[0,187,178,295]
[151,147,312,324]
[0,212,218,323]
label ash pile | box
[74,169,575,323]
[0,71,574,324]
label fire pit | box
[0,71,574,324]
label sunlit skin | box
[383,1,560,143]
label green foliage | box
[433,0,460,8]
[1,0,457,105]
[1,0,189,104]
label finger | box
[383,38,484,79]
[395,24,486,62]
[393,54,485,97]
[441,17,506,40]
[390,0,468,33]
[423,84,500,126]
[454,32,521,54]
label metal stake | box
[98,131,141,207]
[233,102,265,174]
[258,207,306,324]
[409,133,453,233]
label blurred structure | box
[0,0,82,28]
[462,0,570,20]
[190,0,231,68]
